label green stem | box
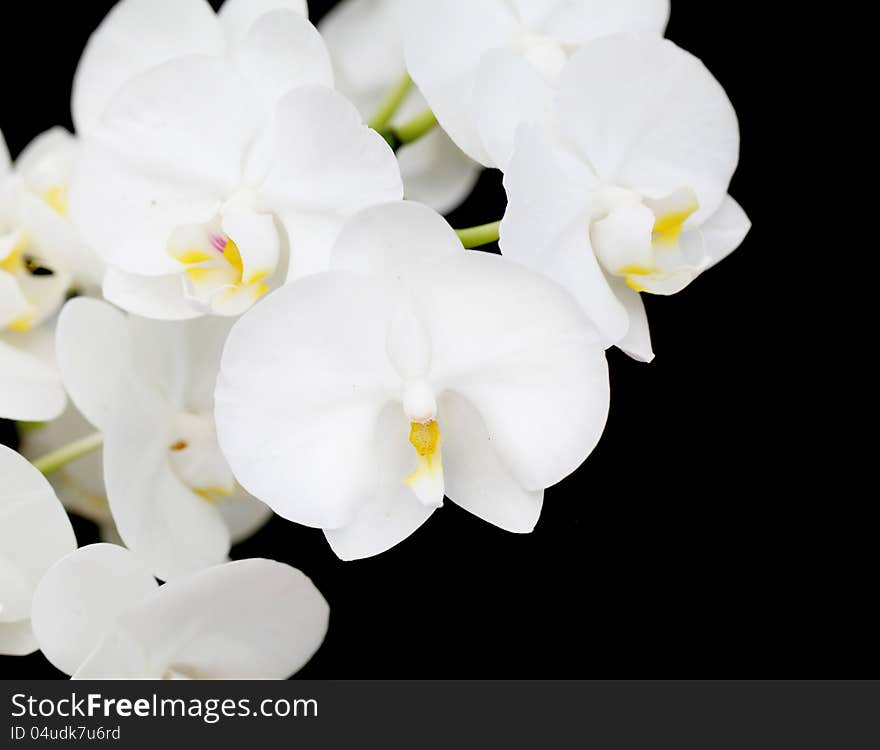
[367,73,414,131]
[456,221,501,249]
[32,431,103,475]
[379,108,439,150]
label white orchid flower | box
[31,544,329,679]
[405,0,669,169]
[215,201,609,560]
[0,444,77,656]
[56,298,273,581]
[71,0,402,320]
[500,35,751,362]
[319,0,481,213]
[1,128,91,421]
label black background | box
[1,1,854,680]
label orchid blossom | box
[70,0,402,320]
[500,34,750,361]
[55,298,272,581]
[215,201,609,560]
[31,544,329,679]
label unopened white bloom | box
[1,128,100,421]
[71,0,402,320]
[56,298,272,581]
[31,544,329,679]
[319,0,480,213]
[405,0,669,168]
[216,201,609,560]
[0,444,77,656]
[501,35,751,361]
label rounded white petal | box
[231,10,333,114]
[691,194,751,271]
[14,127,76,190]
[216,273,398,528]
[260,86,402,278]
[474,47,555,171]
[0,444,76,655]
[319,0,404,96]
[404,0,518,165]
[331,200,462,276]
[75,559,328,679]
[608,279,654,363]
[30,543,158,676]
[414,252,610,492]
[440,391,543,533]
[501,125,629,348]
[72,0,225,135]
[102,402,231,582]
[70,58,262,278]
[325,404,435,560]
[558,34,740,223]
[102,268,203,321]
[219,0,308,47]
[0,338,66,421]
[55,298,135,429]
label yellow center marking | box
[404,419,443,488]
[43,185,69,218]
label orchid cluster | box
[1,0,749,679]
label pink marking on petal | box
[210,234,227,253]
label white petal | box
[319,0,405,97]
[413,252,610,492]
[474,47,555,171]
[102,400,231,582]
[608,278,654,362]
[216,272,398,529]
[0,444,76,654]
[0,338,66,421]
[57,299,233,580]
[30,543,158,676]
[501,126,628,348]
[103,268,203,321]
[72,0,225,135]
[691,194,751,271]
[70,58,262,277]
[330,200,462,277]
[542,0,670,44]
[14,127,76,191]
[219,0,308,47]
[440,391,542,533]
[231,10,333,114]
[55,298,136,429]
[325,404,435,560]
[404,0,518,166]
[558,34,740,223]
[76,559,328,679]
[261,87,403,278]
